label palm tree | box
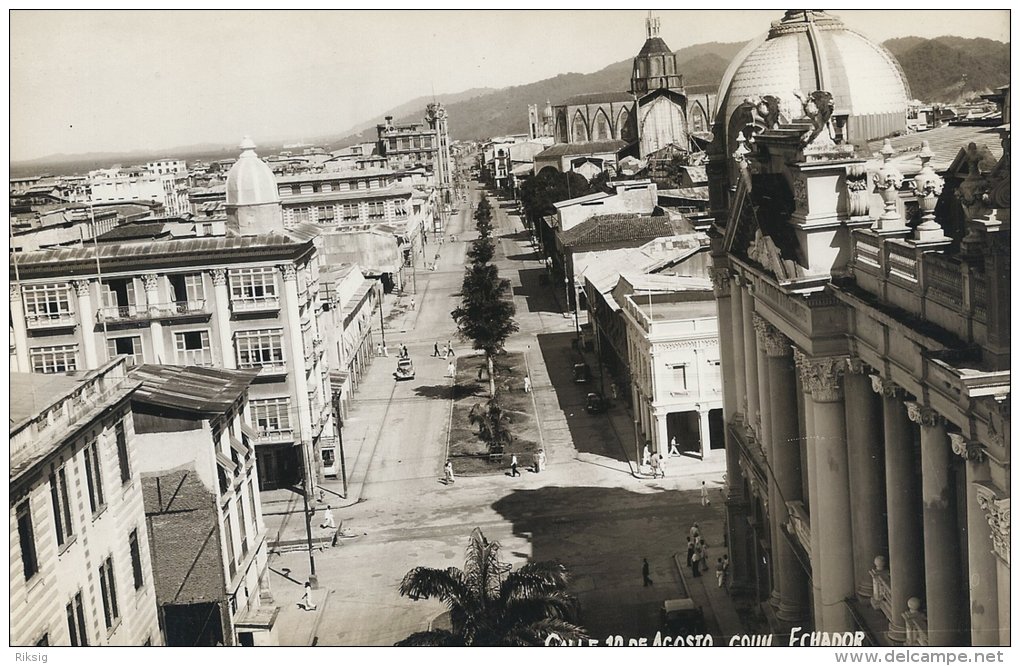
[468,397,512,453]
[396,528,587,646]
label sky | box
[8,7,1012,163]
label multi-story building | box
[376,103,453,190]
[145,159,187,176]
[130,364,278,646]
[10,138,337,495]
[707,9,1009,646]
[275,168,414,229]
[90,171,190,217]
[10,357,162,646]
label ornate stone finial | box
[71,280,91,297]
[210,268,227,287]
[753,313,791,358]
[872,555,887,572]
[732,131,751,163]
[905,401,941,428]
[141,273,160,292]
[873,139,905,227]
[912,140,947,242]
[948,432,985,462]
[975,487,1010,567]
[956,142,992,220]
[645,10,660,39]
[794,349,846,402]
[278,264,298,281]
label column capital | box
[71,279,92,297]
[869,374,902,398]
[709,266,732,297]
[278,264,298,281]
[753,313,791,357]
[845,357,870,375]
[948,432,985,462]
[10,283,22,301]
[905,401,942,428]
[210,267,228,287]
[793,349,845,402]
[141,273,160,292]
[974,485,1010,567]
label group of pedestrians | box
[641,445,667,478]
[683,522,729,589]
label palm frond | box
[501,561,570,601]
[502,618,589,647]
[394,629,461,647]
[501,591,580,626]
[399,566,470,606]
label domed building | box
[225,137,284,235]
[708,10,1010,647]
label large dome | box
[716,10,910,147]
[225,137,280,206]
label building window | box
[290,185,301,196]
[229,267,278,304]
[175,330,213,366]
[129,528,144,590]
[31,344,78,374]
[248,480,259,536]
[367,201,385,219]
[235,329,285,370]
[50,465,75,547]
[224,512,237,578]
[250,397,292,435]
[670,363,688,390]
[394,199,408,217]
[22,283,73,323]
[317,205,335,224]
[83,439,106,515]
[66,592,88,646]
[238,495,249,557]
[98,556,119,629]
[16,500,39,580]
[321,182,333,193]
[342,203,360,221]
[293,206,311,222]
[115,420,131,483]
[107,336,143,367]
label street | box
[268,182,731,646]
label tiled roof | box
[96,222,169,242]
[536,140,629,159]
[560,213,683,248]
[557,91,634,106]
[130,364,260,415]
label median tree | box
[474,195,494,238]
[451,262,518,397]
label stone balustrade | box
[903,597,929,646]
[870,555,893,623]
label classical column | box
[654,411,668,456]
[800,366,821,626]
[10,285,30,372]
[73,280,99,369]
[142,273,166,363]
[759,320,809,623]
[906,403,964,645]
[949,434,998,645]
[698,409,712,454]
[844,360,886,598]
[281,264,317,486]
[729,276,747,419]
[875,378,924,643]
[751,315,779,608]
[210,269,235,369]
[741,285,759,441]
[796,352,854,633]
[973,476,1010,647]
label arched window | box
[690,104,707,134]
[571,111,589,143]
[618,107,636,143]
[556,110,569,143]
[591,109,612,141]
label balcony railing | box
[25,311,78,330]
[786,501,812,559]
[98,300,207,323]
[179,348,214,367]
[870,556,893,623]
[903,598,929,647]
[237,361,288,377]
[230,296,280,313]
[252,428,294,444]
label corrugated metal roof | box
[864,125,1004,174]
[536,140,628,159]
[130,364,260,414]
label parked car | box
[572,362,590,383]
[585,392,607,414]
[660,598,707,635]
[394,358,415,380]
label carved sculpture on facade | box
[709,267,732,297]
[948,432,985,462]
[846,163,871,218]
[210,268,228,287]
[905,401,941,428]
[873,139,905,227]
[753,313,790,357]
[279,264,298,281]
[975,487,1010,567]
[793,90,834,148]
[869,374,901,399]
[755,95,783,131]
[793,349,845,402]
[72,280,91,298]
[141,273,160,292]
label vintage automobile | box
[394,357,415,380]
[585,392,607,414]
[660,597,707,635]
[572,362,590,383]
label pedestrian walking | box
[658,454,667,478]
[700,537,710,572]
[410,296,416,309]
[523,375,531,393]
[300,582,317,611]
[722,554,730,586]
[444,460,455,485]
[510,454,521,477]
[669,436,681,457]
[433,342,441,357]
[611,384,618,400]
[690,522,700,541]
[700,481,711,506]
[447,341,454,357]
[715,558,725,588]
[319,505,335,530]
[690,548,701,578]
[642,558,653,587]
[536,449,546,473]
[686,537,695,567]
[447,360,456,378]
[642,444,651,467]
[649,453,660,478]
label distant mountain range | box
[11,36,1008,176]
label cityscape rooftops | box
[535,140,629,159]
[560,212,683,248]
[863,124,1005,174]
[129,364,260,415]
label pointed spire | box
[646,11,660,39]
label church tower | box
[630,12,690,157]
[630,12,684,96]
